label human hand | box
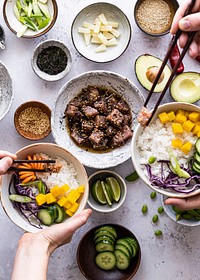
[170,0,200,58]
[0,150,17,175]
[164,193,200,211]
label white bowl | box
[71,2,131,63]
[31,39,72,81]
[87,170,127,213]
[3,0,58,38]
[1,143,89,233]
[161,195,200,227]
[131,102,200,198]
[0,60,14,120]
[51,70,144,169]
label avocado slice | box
[135,54,171,92]
[170,72,200,103]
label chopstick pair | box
[8,159,56,172]
[143,0,197,126]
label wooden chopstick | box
[8,166,49,172]
[13,159,56,164]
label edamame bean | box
[142,204,148,214]
[155,230,162,236]
[157,206,164,214]
[150,192,156,199]
[152,215,158,223]
[148,156,156,164]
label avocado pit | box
[146,66,164,84]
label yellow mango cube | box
[172,139,183,149]
[158,112,170,124]
[172,123,183,134]
[182,120,195,132]
[46,193,57,204]
[197,131,200,138]
[167,111,176,121]
[181,142,192,154]
[59,184,70,196]
[174,113,187,124]
[189,112,200,123]
[192,125,200,135]
[69,202,79,213]
[77,185,85,193]
[50,186,60,198]
[57,196,68,207]
[65,209,74,217]
[63,201,72,209]
[177,109,186,115]
[36,193,46,206]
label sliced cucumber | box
[116,239,133,257]
[115,244,131,258]
[95,226,117,239]
[194,152,200,164]
[94,230,116,242]
[114,249,130,270]
[96,241,115,253]
[54,204,66,223]
[95,252,116,270]
[125,237,139,252]
[192,164,200,174]
[48,204,59,221]
[94,235,115,245]
[37,209,53,226]
[123,238,137,257]
[195,138,200,155]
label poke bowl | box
[51,70,144,169]
[1,143,89,233]
[131,102,200,198]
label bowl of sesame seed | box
[134,0,179,36]
[14,101,51,140]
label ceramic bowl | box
[134,0,179,36]
[77,223,141,280]
[14,101,51,140]
[161,195,200,227]
[131,102,200,198]
[0,60,14,120]
[31,39,72,81]
[3,0,58,38]
[51,70,144,169]
[71,2,131,63]
[1,143,89,233]
[87,170,127,213]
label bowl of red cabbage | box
[131,102,200,198]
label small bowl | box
[14,101,51,140]
[3,0,58,38]
[0,60,14,120]
[131,102,200,198]
[71,2,131,63]
[77,223,141,280]
[134,0,179,36]
[31,39,72,82]
[161,195,200,227]
[1,143,89,232]
[88,170,127,213]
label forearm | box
[11,236,50,280]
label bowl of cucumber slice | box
[77,224,141,280]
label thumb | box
[179,13,200,31]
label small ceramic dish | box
[134,0,179,36]
[31,39,72,82]
[77,223,141,280]
[14,100,51,140]
[161,195,200,227]
[0,60,14,120]
[87,170,127,213]
[71,2,131,63]
[3,0,58,38]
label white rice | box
[137,118,197,176]
[37,154,79,190]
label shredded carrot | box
[22,175,36,184]
[20,173,35,179]
[19,171,34,175]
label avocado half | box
[170,72,200,103]
[135,54,171,92]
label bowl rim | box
[71,2,132,63]
[87,170,127,213]
[3,0,58,38]
[0,59,14,120]
[31,39,72,81]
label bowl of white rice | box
[131,102,200,198]
[1,143,89,233]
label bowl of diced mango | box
[131,102,200,198]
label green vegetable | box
[169,151,190,178]
[125,171,139,182]
[9,194,32,203]
[152,214,158,223]
[148,156,156,164]
[154,230,162,236]
[157,206,164,214]
[150,191,156,199]
[38,181,46,194]
[142,204,148,214]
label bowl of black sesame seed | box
[31,39,72,82]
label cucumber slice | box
[125,237,139,252]
[194,152,200,164]
[96,240,115,252]
[116,239,133,257]
[123,238,137,257]
[37,209,53,226]
[115,244,131,258]
[195,139,200,155]
[192,164,200,174]
[54,204,65,223]
[95,226,117,239]
[94,230,116,242]
[114,249,130,270]
[94,235,115,245]
[48,204,59,221]
[95,252,116,270]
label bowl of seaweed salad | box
[31,39,72,82]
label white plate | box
[0,60,14,120]
[51,71,144,169]
[71,2,131,63]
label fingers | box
[63,209,92,232]
[179,13,200,32]
[170,0,191,34]
[165,194,200,211]
[0,157,14,175]
[0,150,17,160]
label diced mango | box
[65,209,74,217]
[174,113,187,124]
[172,139,183,149]
[167,111,176,121]
[177,109,186,115]
[46,193,57,204]
[50,186,60,198]
[63,201,72,209]
[57,196,68,207]
[172,123,183,134]
[77,185,85,193]
[158,112,170,124]
[197,131,200,138]
[181,142,192,154]
[192,124,200,135]
[188,112,200,123]
[36,193,46,206]
[59,184,70,196]
[69,202,79,213]
[182,120,195,132]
